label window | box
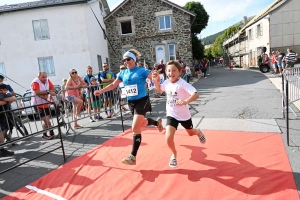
[168,44,176,60]
[121,21,132,35]
[97,55,102,71]
[99,2,103,13]
[159,16,171,30]
[256,23,263,37]
[38,57,55,76]
[0,62,6,79]
[248,29,253,40]
[32,19,50,40]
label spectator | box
[117,65,128,111]
[0,75,15,96]
[89,77,103,120]
[61,78,70,117]
[285,48,298,68]
[83,66,95,122]
[0,83,16,157]
[201,58,209,78]
[276,50,285,75]
[271,51,278,74]
[99,63,115,118]
[185,64,192,83]
[194,60,200,79]
[157,59,166,80]
[137,62,143,68]
[66,69,87,129]
[31,72,57,140]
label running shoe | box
[90,117,95,122]
[197,128,206,143]
[0,149,14,157]
[42,135,53,140]
[122,154,136,165]
[169,158,178,168]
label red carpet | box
[4,129,299,200]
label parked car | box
[9,93,22,116]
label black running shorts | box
[128,96,151,116]
[166,116,193,130]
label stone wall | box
[104,0,193,73]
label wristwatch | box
[46,90,50,94]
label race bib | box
[123,84,138,97]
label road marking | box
[25,185,67,200]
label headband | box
[123,51,137,62]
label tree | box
[192,35,204,60]
[184,1,209,59]
[204,47,213,59]
[210,25,241,58]
[184,2,209,35]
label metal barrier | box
[0,96,66,175]
[57,84,129,134]
[282,66,300,146]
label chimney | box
[243,16,248,25]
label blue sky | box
[1,0,275,38]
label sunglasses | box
[71,71,77,74]
[120,68,126,70]
[122,58,132,62]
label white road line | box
[25,185,67,200]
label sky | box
[0,0,275,38]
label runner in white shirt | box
[152,60,206,168]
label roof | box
[0,0,88,13]
[104,0,196,21]
[240,0,285,32]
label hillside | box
[202,30,224,45]
[202,16,254,45]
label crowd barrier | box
[0,97,66,175]
[282,66,300,146]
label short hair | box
[62,78,67,82]
[0,75,4,80]
[166,60,182,72]
[103,63,108,66]
[38,72,47,77]
[0,83,7,89]
[87,66,92,70]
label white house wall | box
[0,2,108,93]
[85,0,109,72]
[270,0,300,53]
[245,18,270,67]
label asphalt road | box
[0,65,299,198]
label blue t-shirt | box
[6,84,13,93]
[117,66,150,101]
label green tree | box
[211,25,240,58]
[184,1,209,59]
[204,47,213,59]
[184,1,209,35]
[192,35,204,59]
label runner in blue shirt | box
[94,49,163,165]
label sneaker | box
[49,130,55,136]
[106,114,111,118]
[76,114,81,119]
[169,158,178,168]
[42,135,54,140]
[74,125,82,129]
[0,149,14,157]
[197,128,206,143]
[155,117,163,132]
[90,117,95,122]
[122,154,136,165]
[95,116,103,120]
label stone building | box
[104,0,196,72]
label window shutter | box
[260,23,263,36]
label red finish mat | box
[4,129,299,200]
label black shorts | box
[35,106,51,118]
[128,96,151,116]
[166,116,193,130]
[0,116,8,132]
[194,68,200,72]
